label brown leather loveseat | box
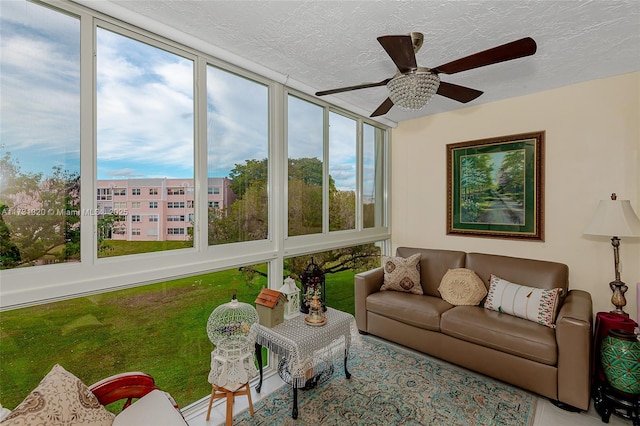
[355,247,593,410]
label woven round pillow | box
[438,268,487,306]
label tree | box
[228,159,268,198]
[0,204,21,269]
[0,153,80,267]
[284,243,381,282]
[460,154,493,200]
[496,151,525,203]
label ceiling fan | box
[315,33,537,117]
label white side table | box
[254,307,359,419]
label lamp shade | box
[583,198,640,237]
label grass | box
[98,240,193,258]
[0,265,357,411]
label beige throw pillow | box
[438,268,487,306]
[1,364,115,426]
[381,253,423,294]
[484,274,563,328]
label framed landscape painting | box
[446,131,545,241]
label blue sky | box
[1,0,361,192]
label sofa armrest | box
[354,266,384,332]
[555,289,593,410]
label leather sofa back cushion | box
[466,252,568,293]
[396,247,466,297]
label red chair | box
[88,372,187,425]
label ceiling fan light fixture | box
[387,70,440,111]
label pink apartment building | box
[96,178,236,241]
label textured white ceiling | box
[87,0,640,125]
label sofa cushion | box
[465,252,569,293]
[381,253,423,294]
[441,306,558,365]
[396,247,466,297]
[1,364,115,426]
[366,291,452,331]
[112,390,187,426]
[484,275,562,328]
[438,268,487,306]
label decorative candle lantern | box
[278,277,301,320]
[304,291,327,326]
[300,258,326,314]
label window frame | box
[0,0,391,326]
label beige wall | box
[391,72,640,322]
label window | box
[207,66,268,245]
[97,188,112,201]
[96,27,194,256]
[167,187,184,195]
[0,1,81,269]
[285,243,381,315]
[329,112,357,232]
[363,124,385,228]
[0,0,389,413]
[287,96,324,236]
[0,268,267,409]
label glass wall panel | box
[287,96,324,236]
[285,243,382,315]
[363,124,385,228]
[328,112,357,232]
[0,265,267,410]
[96,27,194,257]
[0,1,80,269]
[206,66,269,245]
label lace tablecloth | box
[255,307,360,388]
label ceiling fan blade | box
[377,35,417,73]
[370,98,394,117]
[436,81,484,103]
[432,37,537,75]
[315,78,392,96]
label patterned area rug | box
[234,336,537,425]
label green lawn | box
[0,266,356,411]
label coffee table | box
[254,307,358,419]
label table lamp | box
[584,193,640,316]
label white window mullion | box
[322,107,330,234]
[194,56,208,253]
[80,12,96,266]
